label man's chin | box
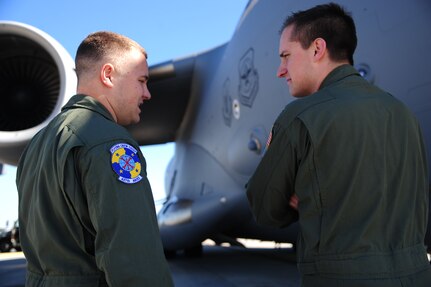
[133,115,142,125]
[289,89,309,98]
[129,118,140,126]
[119,117,140,126]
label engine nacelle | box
[0,21,76,165]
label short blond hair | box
[75,31,147,81]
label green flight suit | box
[16,95,173,287]
[246,65,431,286]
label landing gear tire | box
[164,249,177,259]
[184,244,203,257]
[0,242,11,253]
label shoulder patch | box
[110,143,143,184]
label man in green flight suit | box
[16,31,173,286]
[246,3,431,287]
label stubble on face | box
[113,49,149,126]
[279,26,316,98]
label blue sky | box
[0,0,249,228]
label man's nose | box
[143,87,151,100]
[277,65,287,78]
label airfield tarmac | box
[0,241,301,287]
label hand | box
[289,194,298,210]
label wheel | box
[184,244,203,257]
[0,242,11,253]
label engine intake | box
[0,21,76,165]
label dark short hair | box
[280,2,357,65]
[75,31,147,80]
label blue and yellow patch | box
[110,143,143,184]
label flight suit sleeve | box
[77,141,173,287]
[246,118,309,228]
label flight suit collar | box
[62,94,115,122]
[319,64,360,91]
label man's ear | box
[100,63,114,88]
[312,38,327,62]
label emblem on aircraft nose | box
[238,48,259,108]
[222,79,242,127]
[222,79,233,126]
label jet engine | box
[0,21,76,166]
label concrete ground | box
[0,243,301,287]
